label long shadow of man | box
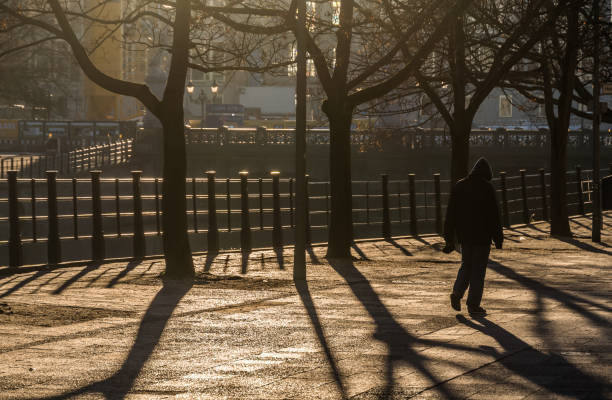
[328,258,483,399]
[41,278,192,399]
[456,315,609,398]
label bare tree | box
[212,0,474,258]
[500,1,610,236]
[397,0,570,183]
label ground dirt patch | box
[0,302,134,327]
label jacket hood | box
[469,157,493,181]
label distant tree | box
[500,0,611,236]
[0,0,291,277]
[394,0,571,183]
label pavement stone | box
[0,213,610,399]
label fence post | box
[409,173,417,235]
[30,178,37,242]
[259,177,264,230]
[72,177,78,239]
[500,172,510,227]
[305,174,311,245]
[239,171,251,252]
[115,178,121,237]
[192,177,198,233]
[226,177,231,232]
[289,178,294,228]
[90,171,105,261]
[8,171,23,267]
[434,173,442,234]
[382,174,390,239]
[154,178,161,235]
[132,171,145,258]
[47,170,61,265]
[206,171,219,253]
[271,171,283,248]
[609,162,612,175]
[520,169,530,224]
[539,168,549,221]
[575,165,584,215]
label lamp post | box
[211,80,219,104]
[186,81,208,128]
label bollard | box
[500,172,510,227]
[207,171,219,253]
[47,171,61,265]
[239,171,251,252]
[271,171,283,248]
[539,168,549,221]
[8,171,23,267]
[409,174,417,235]
[382,174,390,239]
[90,171,105,261]
[575,165,584,215]
[520,169,529,224]
[434,173,442,234]
[132,171,145,258]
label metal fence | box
[183,127,612,149]
[0,139,133,179]
[1,165,609,266]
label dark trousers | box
[452,244,491,308]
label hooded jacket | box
[444,158,503,246]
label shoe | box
[450,293,461,311]
[468,305,487,317]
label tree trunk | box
[449,121,471,184]
[325,103,353,258]
[161,110,195,278]
[549,123,572,237]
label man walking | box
[443,157,503,317]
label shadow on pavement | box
[40,278,193,400]
[383,239,412,257]
[456,315,609,398]
[555,236,612,255]
[294,276,348,399]
[327,258,484,399]
[489,261,612,323]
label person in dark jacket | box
[443,157,503,317]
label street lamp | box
[211,80,219,104]
[186,81,208,128]
[186,81,195,94]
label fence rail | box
[1,164,610,267]
[183,127,612,149]
[0,139,133,179]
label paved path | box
[0,214,610,399]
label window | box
[499,95,512,118]
[332,1,341,25]
[288,45,298,76]
[288,44,316,77]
